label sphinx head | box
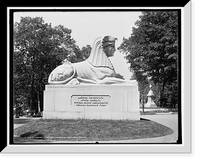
[87,35,117,70]
[102,36,118,57]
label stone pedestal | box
[43,84,140,120]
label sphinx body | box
[48,60,116,85]
[48,36,136,85]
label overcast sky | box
[14,11,142,79]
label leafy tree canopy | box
[119,11,178,107]
[13,17,87,113]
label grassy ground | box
[14,119,173,142]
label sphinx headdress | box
[87,36,117,70]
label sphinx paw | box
[67,78,80,85]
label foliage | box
[13,17,86,113]
[119,11,178,107]
[80,45,92,60]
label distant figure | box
[48,36,136,85]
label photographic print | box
[3,2,191,153]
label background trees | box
[13,17,87,114]
[119,11,178,108]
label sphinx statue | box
[48,35,136,85]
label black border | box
[1,6,7,152]
[6,0,189,7]
[10,9,182,145]
[177,9,182,144]
[9,9,14,146]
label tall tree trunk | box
[30,75,34,111]
[160,79,166,107]
[142,94,145,113]
[37,91,40,113]
[30,73,37,113]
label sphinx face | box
[104,45,116,57]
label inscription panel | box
[71,95,110,107]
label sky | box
[14,11,142,80]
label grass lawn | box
[14,119,173,142]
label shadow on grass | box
[20,131,45,139]
[140,118,150,121]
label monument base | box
[145,103,157,108]
[145,96,157,108]
[43,84,140,120]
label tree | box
[14,17,81,113]
[134,74,148,112]
[80,45,92,60]
[119,11,178,107]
